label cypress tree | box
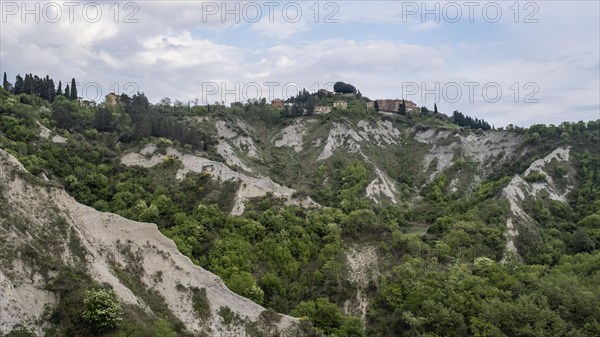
[434,103,438,114]
[47,79,55,101]
[24,74,34,94]
[64,84,70,99]
[398,99,407,115]
[70,78,77,99]
[14,75,24,94]
[2,72,10,91]
[57,81,62,96]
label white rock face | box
[366,168,399,204]
[37,122,67,143]
[357,120,401,146]
[216,141,253,172]
[121,145,318,215]
[344,246,378,320]
[272,119,316,153]
[318,123,364,161]
[414,128,453,144]
[501,147,573,261]
[317,120,401,161]
[216,120,259,159]
[0,149,299,336]
[0,268,56,336]
[418,129,522,181]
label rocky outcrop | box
[121,145,318,215]
[501,147,574,260]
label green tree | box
[340,317,366,337]
[333,82,357,94]
[153,319,177,337]
[305,96,315,115]
[70,78,77,99]
[398,99,407,115]
[23,74,34,94]
[56,80,62,96]
[95,107,114,132]
[14,74,24,94]
[227,271,265,304]
[81,288,123,331]
[570,228,596,253]
[291,298,343,335]
[3,72,11,91]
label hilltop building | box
[314,106,332,114]
[271,99,284,109]
[376,99,417,113]
[105,92,118,108]
[333,101,348,109]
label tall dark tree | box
[374,100,380,112]
[46,78,55,101]
[398,99,407,115]
[2,72,10,91]
[119,93,132,106]
[434,103,438,114]
[70,78,77,100]
[57,81,63,96]
[305,96,315,115]
[64,84,70,99]
[95,107,114,132]
[14,75,24,94]
[23,74,35,94]
[281,104,291,117]
[52,105,74,129]
[291,104,303,117]
[33,75,42,96]
[128,92,152,138]
[452,110,491,130]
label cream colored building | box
[333,101,348,109]
[314,106,332,114]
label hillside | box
[1,88,599,336]
[0,148,312,336]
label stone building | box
[105,92,118,108]
[377,99,417,113]
[271,99,284,109]
[333,100,348,109]
[314,106,332,114]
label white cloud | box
[136,31,240,69]
[0,1,597,126]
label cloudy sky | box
[1,0,598,126]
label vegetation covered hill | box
[0,81,599,337]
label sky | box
[1,0,599,127]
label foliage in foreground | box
[1,87,599,336]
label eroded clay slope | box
[0,149,300,336]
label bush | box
[191,287,211,320]
[291,298,343,335]
[81,288,123,331]
[3,328,37,337]
[524,172,547,183]
[227,271,265,305]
